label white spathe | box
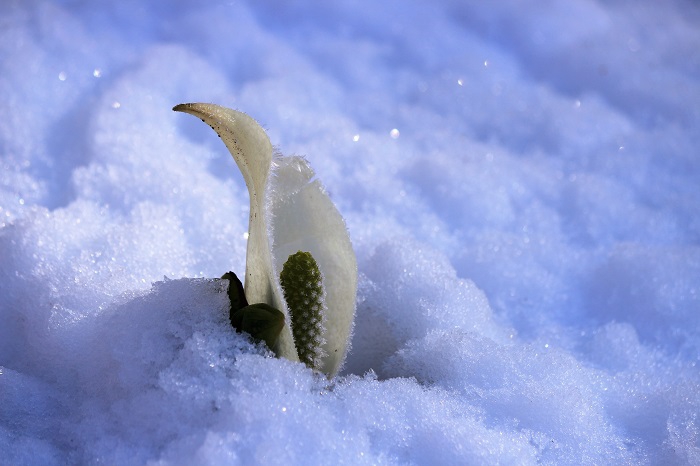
[173,103,357,377]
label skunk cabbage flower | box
[173,103,357,377]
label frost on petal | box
[268,155,358,377]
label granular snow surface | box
[1,1,699,464]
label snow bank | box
[1,0,699,464]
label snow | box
[1,0,699,464]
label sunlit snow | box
[1,1,699,464]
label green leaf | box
[231,303,285,351]
[222,271,248,310]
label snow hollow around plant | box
[1,0,699,464]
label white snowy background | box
[1,0,699,464]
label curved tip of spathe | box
[172,103,192,112]
[172,103,255,128]
[173,102,208,114]
[173,102,227,115]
